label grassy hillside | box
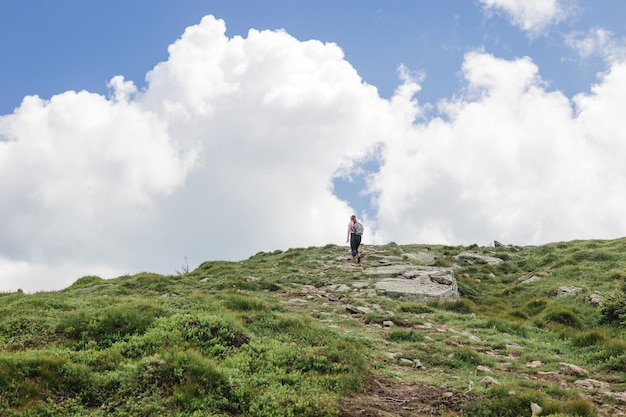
[2,239,626,416]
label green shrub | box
[461,385,544,417]
[0,316,55,350]
[445,347,482,369]
[165,313,249,357]
[222,294,268,311]
[476,318,528,337]
[386,329,425,343]
[600,289,626,326]
[571,330,607,347]
[397,302,434,314]
[57,302,161,348]
[524,298,548,316]
[543,307,583,329]
[117,350,236,414]
[434,299,474,314]
[0,352,95,408]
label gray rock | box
[405,252,436,264]
[522,276,542,284]
[555,286,582,297]
[585,292,604,306]
[429,272,454,286]
[574,379,610,391]
[346,304,372,314]
[560,363,590,377]
[531,402,542,416]
[456,251,503,265]
[375,270,459,302]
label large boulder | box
[374,269,459,302]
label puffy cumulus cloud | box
[0,87,197,292]
[480,0,568,35]
[136,16,409,265]
[369,51,626,246]
[0,15,410,292]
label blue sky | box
[2,0,626,292]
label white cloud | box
[480,0,568,35]
[0,15,403,292]
[369,51,626,246]
[565,28,626,63]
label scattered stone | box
[399,358,414,366]
[518,271,550,284]
[531,402,542,416]
[383,352,402,359]
[526,361,543,368]
[456,252,503,265]
[335,284,351,293]
[481,376,499,386]
[413,359,423,368]
[405,252,436,264]
[476,365,493,373]
[287,298,307,304]
[585,292,605,306]
[160,293,180,298]
[560,363,590,377]
[345,305,372,315]
[383,320,395,327]
[494,240,504,247]
[199,277,210,283]
[17,288,24,294]
[520,275,543,284]
[245,276,260,282]
[555,286,582,297]
[574,379,610,391]
[610,391,626,404]
[78,284,111,293]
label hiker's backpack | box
[353,222,364,236]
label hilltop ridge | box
[2,239,626,416]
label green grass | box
[2,239,626,415]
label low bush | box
[386,329,426,343]
[543,307,583,329]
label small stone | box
[530,402,542,416]
[382,320,395,327]
[526,361,543,368]
[481,376,499,386]
[560,363,590,377]
[476,365,493,373]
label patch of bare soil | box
[339,379,471,417]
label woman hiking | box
[346,214,364,263]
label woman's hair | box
[350,215,357,222]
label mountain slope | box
[1,239,626,416]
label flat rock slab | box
[405,252,437,264]
[364,265,449,277]
[375,271,459,302]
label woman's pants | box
[350,233,361,257]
